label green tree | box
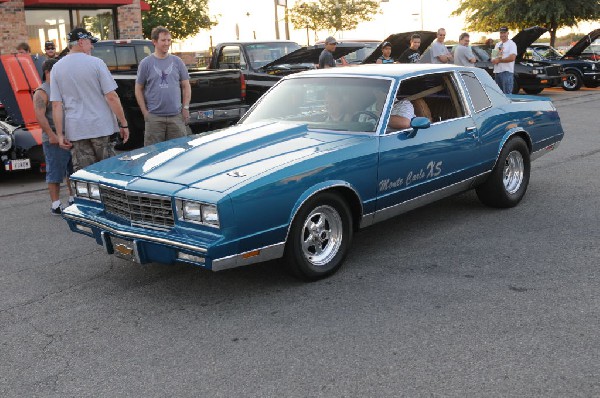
[289,0,380,36]
[452,0,600,47]
[142,0,215,40]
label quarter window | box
[460,72,491,112]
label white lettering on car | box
[379,161,443,191]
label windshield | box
[246,42,302,69]
[530,45,562,60]
[342,42,379,64]
[472,46,491,62]
[241,76,392,133]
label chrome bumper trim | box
[64,212,208,254]
[212,242,285,271]
[531,140,561,161]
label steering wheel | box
[351,110,379,122]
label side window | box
[219,46,244,69]
[395,72,466,125]
[460,71,491,112]
[115,46,137,70]
[135,44,154,62]
[92,46,117,70]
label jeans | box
[495,71,514,94]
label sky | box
[170,0,598,52]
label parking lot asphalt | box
[1,87,600,397]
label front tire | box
[476,137,530,208]
[284,192,353,281]
[562,71,583,91]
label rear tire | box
[284,192,353,281]
[476,137,530,208]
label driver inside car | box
[388,97,415,130]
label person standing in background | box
[398,34,422,63]
[16,42,31,54]
[34,58,74,215]
[492,26,518,94]
[51,27,129,171]
[135,26,191,146]
[453,33,477,66]
[430,28,453,64]
[319,36,337,68]
[44,41,58,59]
[376,41,394,64]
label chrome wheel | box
[503,150,524,194]
[301,205,343,267]
[562,72,582,91]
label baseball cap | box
[499,26,509,32]
[381,41,392,48]
[68,27,99,43]
[325,36,337,45]
[44,41,56,49]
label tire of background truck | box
[562,70,583,91]
[511,77,521,94]
[523,87,543,95]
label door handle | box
[465,126,477,139]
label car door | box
[376,72,480,212]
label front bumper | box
[63,204,284,272]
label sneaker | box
[51,206,62,216]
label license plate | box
[197,110,214,120]
[4,158,31,171]
[111,236,138,262]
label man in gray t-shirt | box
[430,28,453,64]
[50,27,129,171]
[135,26,191,146]
[453,32,477,67]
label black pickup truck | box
[93,40,248,149]
[208,41,364,105]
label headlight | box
[176,199,220,228]
[0,133,12,152]
[72,180,101,201]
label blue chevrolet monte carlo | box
[63,64,564,280]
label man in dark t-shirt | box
[319,36,337,68]
[398,34,422,63]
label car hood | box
[261,43,365,68]
[512,26,548,58]
[85,121,365,193]
[362,31,436,64]
[563,28,600,58]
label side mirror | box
[407,116,431,138]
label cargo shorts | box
[71,136,116,172]
[144,113,188,146]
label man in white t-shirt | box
[388,99,415,130]
[430,28,453,64]
[492,26,518,94]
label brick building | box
[0,0,149,55]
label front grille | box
[545,65,560,76]
[100,185,174,231]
